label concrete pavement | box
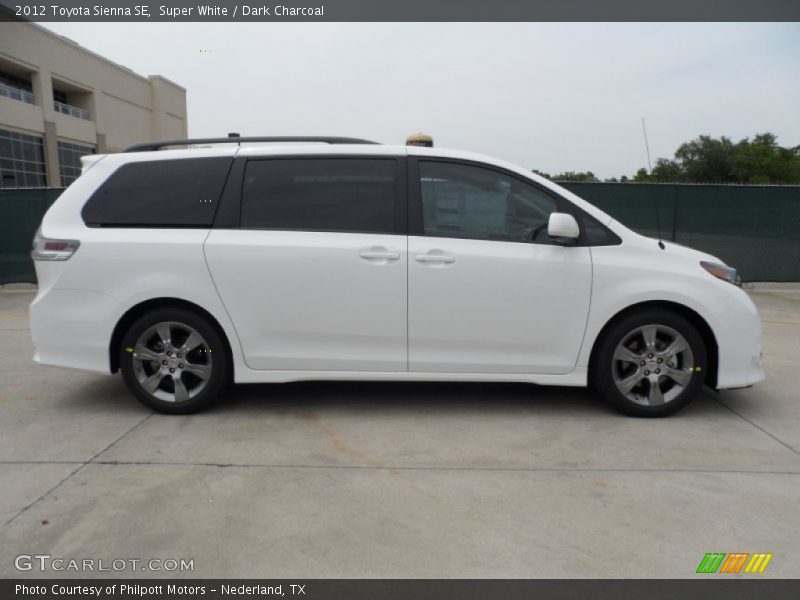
[0,289,798,578]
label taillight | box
[31,229,80,261]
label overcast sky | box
[40,22,800,178]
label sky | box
[39,22,800,178]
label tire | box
[120,307,229,414]
[590,308,707,417]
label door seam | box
[405,234,410,372]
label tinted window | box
[581,212,622,246]
[419,161,558,243]
[82,157,232,227]
[241,159,396,233]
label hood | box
[625,228,724,265]
[659,240,724,265]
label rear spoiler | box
[80,154,107,173]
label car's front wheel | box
[591,309,707,417]
[120,307,229,414]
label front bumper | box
[710,289,765,389]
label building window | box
[0,129,46,188]
[52,88,91,120]
[57,140,95,186]
[0,70,36,105]
[0,71,33,92]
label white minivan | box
[30,137,764,416]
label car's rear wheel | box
[120,308,229,414]
[591,309,707,417]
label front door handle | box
[414,253,455,264]
[359,249,400,261]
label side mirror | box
[547,213,580,244]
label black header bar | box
[3,579,800,600]
[2,0,800,22]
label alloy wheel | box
[611,324,694,407]
[131,321,212,403]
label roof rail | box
[123,136,380,152]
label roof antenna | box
[642,117,665,249]
[641,117,653,173]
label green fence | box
[1,184,799,283]
[0,188,64,284]
[559,183,800,282]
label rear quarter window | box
[82,157,232,227]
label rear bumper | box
[711,289,765,389]
[30,287,119,374]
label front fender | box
[578,246,734,369]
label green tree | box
[650,158,684,182]
[674,135,736,182]
[543,133,800,184]
[661,133,800,184]
[730,133,800,184]
[552,171,600,182]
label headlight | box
[700,261,742,287]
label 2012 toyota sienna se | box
[29,136,764,416]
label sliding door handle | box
[359,250,400,261]
[414,253,455,264]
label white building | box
[0,22,187,188]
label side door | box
[407,158,592,374]
[205,155,408,372]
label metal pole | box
[641,117,653,173]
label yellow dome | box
[406,133,433,147]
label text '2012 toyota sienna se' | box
[29,136,764,416]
